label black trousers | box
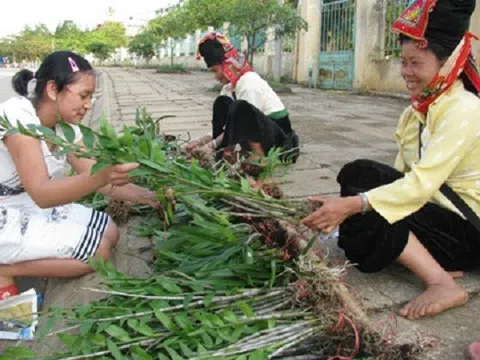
[338,159,480,273]
[212,96,299,160]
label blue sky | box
[0,0,178,37]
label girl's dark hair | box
[398,34,450,61]
[12,51,93,100]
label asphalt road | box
[0,69,15,102]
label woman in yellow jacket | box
[303,0,480,321]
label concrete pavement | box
[0,69,16,103]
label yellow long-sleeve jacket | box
[366,80,480,224]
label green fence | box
[156,27,273,60]
[384,0,410,57]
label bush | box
[156,64,189,74]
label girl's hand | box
[301,196,362,233]
[96,163,139,187]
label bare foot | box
[399,281,468,320]
[470,342,480,360]
[449,271,464,279]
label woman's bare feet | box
[399,279,468,320]
[469,342,480,360]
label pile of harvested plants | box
[0,110,423,360]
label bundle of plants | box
[0,110,424,359]
[0,111,307,227]
[1,209,421,360]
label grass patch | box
[156,64,190,74]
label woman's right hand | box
[181,135,213,154]
[96,163,139,187]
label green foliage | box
[85,21,128,62]
[180,0,236,32]
[86,41,115,62]
[54,20,87,54]
[156,64,189,74]
[148,8,191,66]
[128,31,157,63]
[142,0,307,65]
[90,21,128,50]
[226,0,307,63]
[1,24,53,62]
[0,21,128,63]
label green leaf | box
[154,310,176,331]
[183,293,194,309]
[37,126,56,137]
[0,347,36,359]
[98,134,120,150]
[240,177,250,193]
[127,319,155,337]
[238,302,254,318]
[81,337,93,355]
[196,343,208,355]
[179,342,195,358]
[132,345,154,360]
[221,309,238,323]
[158,276,182,294]
[203,293,214,308]
[206,314,224,327]
[91,160,110,175]
[37,315,57,342]
[165,347,183,360]
[89,333,107,347]
[174,312,192,331]
[58,122,76,143]
[120,127,134,148]
[79,125,96,148]
[100,114,118,139]
[107,339,125,360]
[201,332,214,349]
[58,333,78,347]
[80,320,95,336]
[105,324,131,342]
[128,168,153,178]
[249,350,265,360]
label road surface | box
[0,69,16,103]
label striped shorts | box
[0,203,111,264]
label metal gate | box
[318,0,356,90]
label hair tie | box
[26,78,37,100]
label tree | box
[93,21,128,49]
[55,20,87,54]
[226,0,308,63]
[128,30,157,64]
[180,0,235,32]
[148,8,189,66]
[11,24,53,61]
[85,21,128,62]
[86,41,115,62]
[0,38,15,60]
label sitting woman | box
[302,0,480,320]
[0,51,158,299]
[183,33,299,162]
